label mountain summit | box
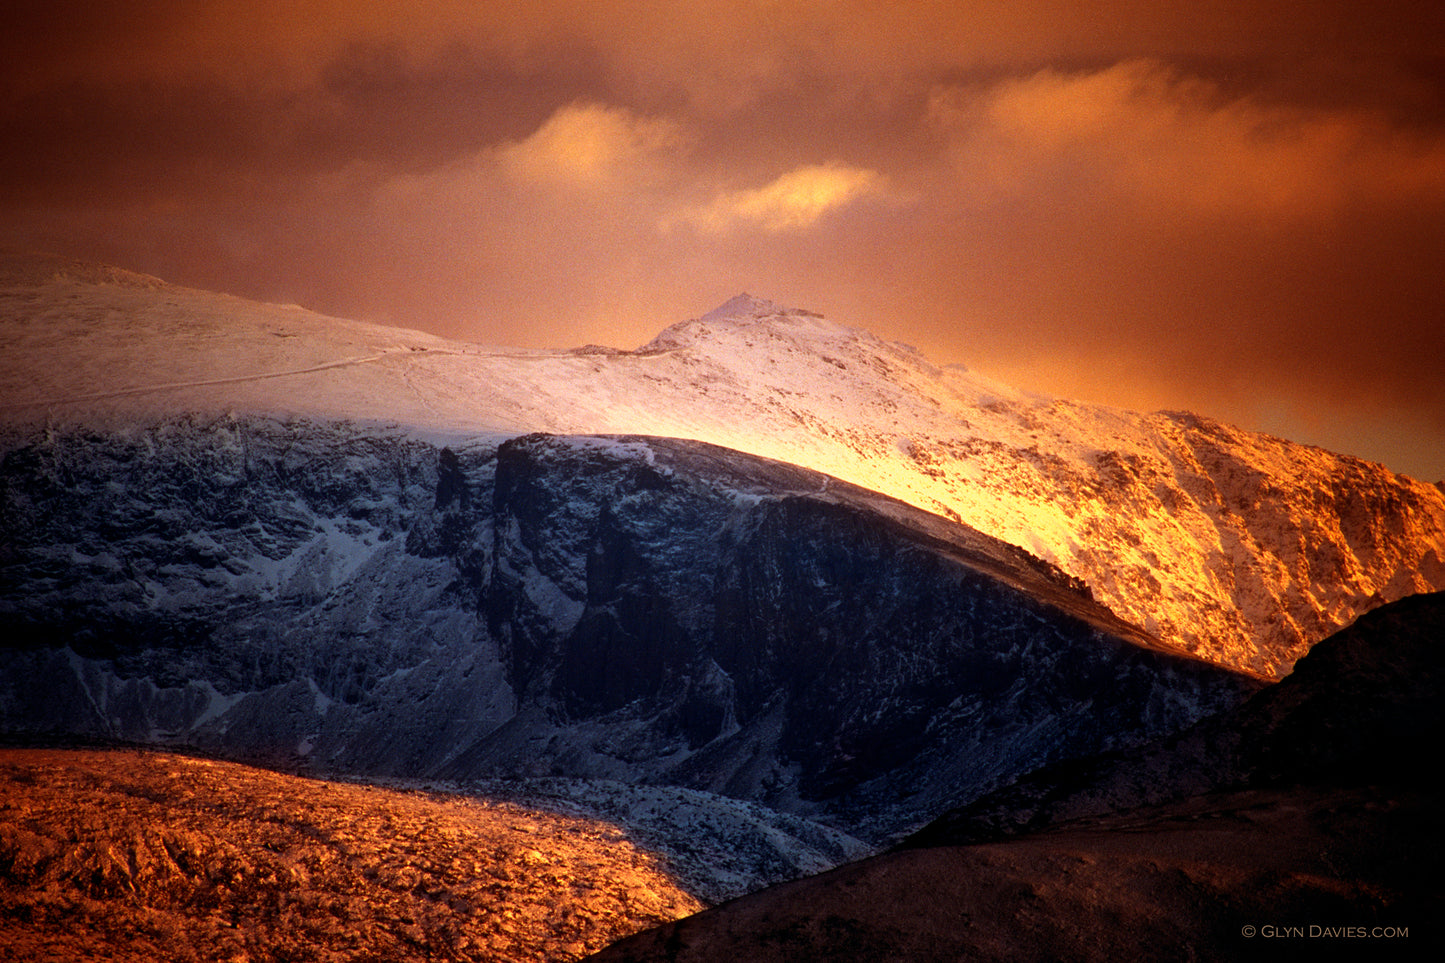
[642,294,868,354]
[3,256,1443,676]
[701,293,786,322]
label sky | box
[3,1,1443,481]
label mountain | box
[4,253,1442,678]
[0,251,1437,910]
[0,422,1256,849]
[585,592,1445,962]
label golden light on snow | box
[0,749,703,961]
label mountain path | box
[0,348,411,412]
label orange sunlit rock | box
[0,749,703,962]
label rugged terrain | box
[907,588,1445,848]
[4,254,1443,677]
[587,592,1445,962]
[2,254,1441,958]
[0,748,702,963]
[0,424,1256,847]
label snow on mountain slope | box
[0,422,1255,847]
[4,254,1442,676]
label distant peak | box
[641,292,867,352]
[699,293,788,323]
[642,294,845,353]
[696,293,834,329]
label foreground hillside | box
[591,785,1432,963]
[589,592,1445,962]
[0,749,702,962]
[4,254,1443,676]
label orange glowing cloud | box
[499,103,686,189]
[930,60,1445,223]
[674,164,888,234]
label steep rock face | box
[0,417,511,768]
[458,433,1258,836]
[1,420,1256,842]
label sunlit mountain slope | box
[4,252,1442,675]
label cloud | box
[674,164,887,234]
[9,2,1440,113]
[366,100,689,262]
[929,60,1445,223]
[499,102,686,188]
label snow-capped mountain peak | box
[700,293,786,323]
[643,293,868,354]
[3,255,1443,678]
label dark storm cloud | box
[2,1,1443,478]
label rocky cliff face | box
[465,433,1255,837]
[0,417,509,766]
[0,418,1255,842]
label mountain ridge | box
[4,251,1442,678]
[3,253,1437,950]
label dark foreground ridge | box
[586,592,1445,962]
